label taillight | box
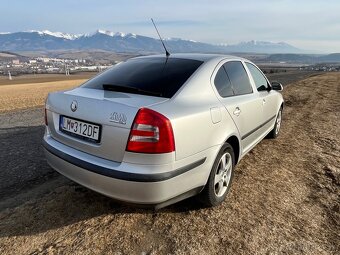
[126,108,175,154]
[44,107,48,126]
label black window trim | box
[244,61,271,92]
[213,65,236,98]
[226,60,253,96]
[213,60,256,98]
[225,60,254,97]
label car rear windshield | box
[81,57,203,98]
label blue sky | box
[1,0,340,52]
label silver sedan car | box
[43,54,283,208]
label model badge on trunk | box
[109,112,127,124]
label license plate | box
[59,116,101,143]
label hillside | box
[0,51,29,62]
[0,72,338,254]
[263,53,340,63]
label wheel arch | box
[225,135,240,165]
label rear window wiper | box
[102,84,162,97]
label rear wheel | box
[268,107,282,139]
[200,143,235,207]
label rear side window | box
[214,66,234,97]
[82,57,203,98]
[224,61,253,96]
[245,62,269,91]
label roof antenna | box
[151,18,170,57]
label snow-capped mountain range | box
[27,30,83,40]
[0,30,303,53]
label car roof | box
[134,53,247,63]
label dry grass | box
[0,79,87,112]
[0,73,95,86]
[0,73,339,254]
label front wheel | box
[200,143,235,207]
[268,108,282,139]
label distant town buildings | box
[1,55,339,78]
[299,64,340,72]
[0,56,115,77]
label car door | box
[245,62,278,135]
[213,60,264,153]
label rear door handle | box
[262,99,266,105]
[233,107,241,116]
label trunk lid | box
[47,87,168,162]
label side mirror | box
[257,85,268,92]
[271,81,283,91]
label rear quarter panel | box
[154,102,238,161]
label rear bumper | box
[43,135,208,207]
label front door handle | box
[262,99,266,105]
[233,107,241,116]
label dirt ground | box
[0,72,339,254]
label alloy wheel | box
[275,110,282,135]
[214,152,232,197]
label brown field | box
[0,72,339,254]
[0,73,95,86]
[0,70,322,113]
[0,75,95,112]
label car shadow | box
[0,125,205,238]
[0,125,58,201]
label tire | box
[267,107,282,139]
[200,143,235,207]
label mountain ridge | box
[0,30,303,54]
